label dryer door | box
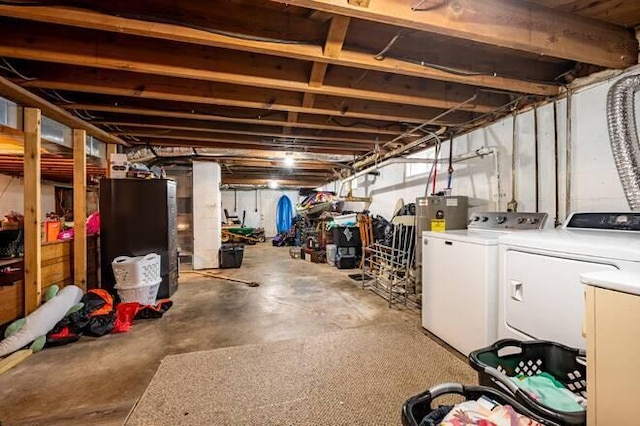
[504,250,617,349]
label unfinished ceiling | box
[0,0,638,187]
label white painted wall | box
[221,189,300,237]
[0,173,56,217]
[322,67,640,225]
[192,162,222,269]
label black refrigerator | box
[100,179,178,298]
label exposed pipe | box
[338,147,496,198]
[565,89,573,217]
[533,106,540,213]
[606,74,640,211]
[353,95,478,170]
[431,138,441,195]
[446,131,454,190]
[553,101,560,226]
[507,111,518,212]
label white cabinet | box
[585,285,640,424]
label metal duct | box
[606,74,640,210]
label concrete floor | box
[0,245,422,425]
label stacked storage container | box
[111,253,162,305]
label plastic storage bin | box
[115,279,161,305]
[333,213,357,226]
[469,339,586,425]
[111,253,161,287]
[220,244,244,268]
[402,383,557,426]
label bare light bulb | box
[283,156,295,167]
[267,180,279,189]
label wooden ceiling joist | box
[19,66,467,125]
[222,177,325,187]
[0,22,506,111]
[0,31,502,113]
[99,120,380,144]
[222,159,338,170]
[60,103,404,136]
[0,76,126,146]
[0,5,559,95]
[132,133,372,152]
[143,137,368,155]
[114,130,379,147]
[267,0,637,69]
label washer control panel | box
[468,212,548,230]
[565,212,640,231]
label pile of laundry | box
[47,289,172,346]
[510,372,586,412]
[0,285,171,358]
[419,395,543,426]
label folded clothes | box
[510,372,586,412]
[439,396,543,426]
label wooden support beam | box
[309,63,329,88]
[23,107,41,314]
[134,133,373,152]
[0,6,560,95]
[0,37,499,112]
[268,0,637,69]
[13,63,478,124]
[222,177,326,186]
[61,104,403,135]
[300,15,351,116]
[115,130,378,146]
[73,129,87,291]
[143,137,369,154]
[324,15,351,58]
[302,93,316,108]
[99,120,377,143]
[0,76,125,146]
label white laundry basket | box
[115,279,162,305]
[111,253,161,287]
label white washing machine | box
[498,212,640,350]
[422,212,548,356]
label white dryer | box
[422,212,548,356]
[498,212,640,350]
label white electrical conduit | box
[338,147,497,199]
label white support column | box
[192,161,222,270]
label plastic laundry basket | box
[469,339,587,425]
[111,253,161,287]
[402,383,558,426]
[115,279,161,305]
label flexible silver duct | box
[606,74,640,210]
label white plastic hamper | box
[111,253,161,287]
[115,279,161,305]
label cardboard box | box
[109,153,129,178]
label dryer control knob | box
[516,217,525,224]
[472,215,480,221]
[495,216,507,224]
[527,217,538,224]
[482,216,489,222]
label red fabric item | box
[49,326,72,339]
[112,303,140,333]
